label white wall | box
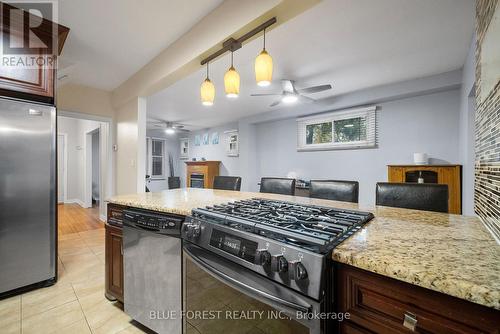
[254,90,461,207]
[58,117,80,201]
[116,97,147,195]
[58,116,104,208]
[179,123,239,187]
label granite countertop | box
[107,188,500,310]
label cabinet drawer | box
[189,165,207,173]
[336,264,500,334]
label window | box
[146,137,165,178]
[297,106,376,151]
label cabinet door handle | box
[403,312,417,331]
[120,243,123,255]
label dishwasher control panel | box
[123,209,184,235]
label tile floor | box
[0,228,146,334]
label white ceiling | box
[147,0,474,129]
[57,0,224,90]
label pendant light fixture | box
[224,51,240,98]
[200,62,215,106]
[255,28,273,87]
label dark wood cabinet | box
[105,223,123,302]
[105,204,125,303]
[336,263,500,333]
[0,2,69,102]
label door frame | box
[57,133,68,203]
[58,110,113,222]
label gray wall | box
[179,123,239,187]
[255,89,461,207]
[146,129,180,191]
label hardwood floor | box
[58,203,104,236]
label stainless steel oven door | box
[183,243,321,334]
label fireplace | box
[190,174,205,188]
[185,161,221,189]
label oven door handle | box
[184,245,312,314]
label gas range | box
[182,198,374,300]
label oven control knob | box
[255,249,271,266]
[271,255,288,273]
[184,224,201,239]
[289,261,308,281]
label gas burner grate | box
[193,198,374,253]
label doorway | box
[57,111,113,222]
[86,128,101,209]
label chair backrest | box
[375,182,448,213]
[309,180,359,203]
[213,176,242,191]
[168,177,180,189]
[260,177,296,196]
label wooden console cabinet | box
[335,263,499,333]
[105,204,125,302]
[388,165,462,214]
[185,161,220,188]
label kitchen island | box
[107,188,499,332]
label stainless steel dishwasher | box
[123,209,184,334]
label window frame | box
[297,106,377,151]
[146,137,166,179]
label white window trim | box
[146,137,166,179]
[297,106,377,151]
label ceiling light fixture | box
[200,62,215,106]
[255,28,273,87]
[224,51,240,98]
[282,93,298,104]
[165,127,175,135]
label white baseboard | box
[99,214,107,222]
[64,198,86,207]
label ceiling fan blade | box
[297,84,332,94]
[177,128,190,133]
[251,93,282,96]
[270,100,281,107]
[281,80,296,93]
[298,95,316,103]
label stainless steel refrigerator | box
[0,97,57,295]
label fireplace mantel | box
[185,161,220,189]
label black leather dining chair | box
[375,182,448,213]
[213,176,242,191]
[260,177,296,196]
[309,180,359,203]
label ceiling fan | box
[251,80,332,107]
[147,120,190,134]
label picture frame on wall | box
[180,138,189,159]
[224,129,239,156]
[211,132,219,145]
[202,133,209,145]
